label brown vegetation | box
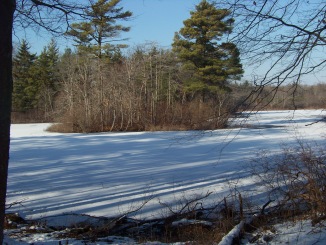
[16,44,239,132]
[4,191,244,244]
[13,44,326,133]
[250,141,326,223]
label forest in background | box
[11,39,326,132]
[10,0,326,132]
[11,0,243,132]
[11,40,235,131]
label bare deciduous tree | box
[14,0,86,34]
[218,0,326,108]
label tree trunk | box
[0,0,15,243]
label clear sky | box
[122,0,201,48]
[14,0,202,53]
[13,0,324,84]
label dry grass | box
[250,141,326,224]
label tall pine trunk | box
[0,0,15,243]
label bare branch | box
[218,0,325,110]
[15,0,88,34]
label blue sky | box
[13,0,324,84]
[122,0,201,48]
[14,0,201,54]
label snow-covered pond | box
[7,110,326,221]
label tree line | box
[12,0,245,132]
[12,40,238,132]
[13,0,325,133]
[12,0,325,134]
[12,40,326,132]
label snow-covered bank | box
[5,110,326,244]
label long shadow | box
[7,113,326,219]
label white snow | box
[241,219,326,245]
[5,109,326,244]
[218,220,246,245]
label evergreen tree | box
[172,0,243,98]
[46,39,60,86]
[66,0,132,59]
[12,39,37,112]
[34,39,60,115]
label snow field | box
[7,110,326,221]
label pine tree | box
[12,39,37,112]
[66,0,132,130]
[172,0,243,98]
[66,0,132,58]
[46,39,60,88]
[34,39,60,115]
